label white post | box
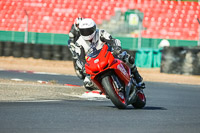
[24,10,29,43]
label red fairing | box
[85,44,114,75]
[112,60,131,85]
[85,44,131,87]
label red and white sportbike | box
[85,43,146,109]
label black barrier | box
[52,45,62,60]
[193,48,200,75]
[23,43,33,58]
[62,45,72,61]
[0,41,4,56]
[3,41,14,56]
[182,48,200,75]
[41,45,52,60]
[32,44,42,59]
[161,46,200,75]
[0,41,73,61]
[13,42,24,58]
[161,47,185,74]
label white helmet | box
[79,18,96,41]
[74,17,83,31]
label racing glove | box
[113,46,122,56]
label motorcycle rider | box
[74,18,145,90]
[68,17,83,58]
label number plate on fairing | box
[94,59,99,63]
[117,64,129,77]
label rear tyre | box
[101,75,127,109]
[132,90,146,109]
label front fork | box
[111,75,123,92]
[110,74,138,104]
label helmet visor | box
[79,26,96,36]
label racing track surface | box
[0,70,200,133]
[0,70,83,85]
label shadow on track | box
[107,106,167,110]
[143,106,167,110]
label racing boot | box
[83,75,96,91]
[120,51,145,89]
[131,65,145,89]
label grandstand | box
[0,0,199,41]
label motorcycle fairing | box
[85,44,114,75]
[85,44,131,91]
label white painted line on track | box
[11,78,24,82]
[79,91,107,101]
[0,83,82,88]
[16,99,63,102]
[34,72,62,75]
[37,80,49,84]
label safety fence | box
[0,31,198,50]
[1,41,200,75]
[0,41,160,68]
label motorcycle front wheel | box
[101,75,127,109]
[73,60,85,80]
[132,90,146,109]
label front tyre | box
[101,76,127,109]
[132,90,146,109]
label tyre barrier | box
[13,42,24,58]
[23,43,33,58]
[2,41,199,75]
[0,41,4,56]
[41,45,52,60]
[0,41,73,61]
[52,45,62,60]
[161,46,200,75]
[33,44,42,59]
[62,46,72,61]
[3,41,13,57]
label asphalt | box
[0,69,200,133]
[0,70,83,86]
[0,82,200,133]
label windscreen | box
[86,43,112,58]
[87,47,101,58]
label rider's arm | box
[100,30,121,47]
[69,25,76,44]
[100,30,122,56]
[74,42,86,70]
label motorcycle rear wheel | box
[101,75,127,109]
[132,90,146,109]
